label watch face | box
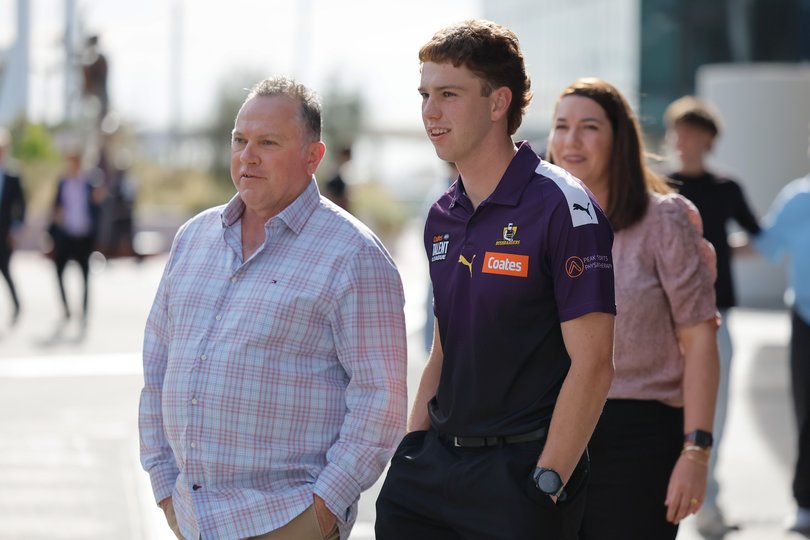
[536,469,563,494]
[686,429,714,448]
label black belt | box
[440,426,548,448]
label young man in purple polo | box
[375,20,616,539]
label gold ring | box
[690,498,700,506]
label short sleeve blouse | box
[608,192,718,407]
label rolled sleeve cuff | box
[147,462,179,505]
[314,462,361,525]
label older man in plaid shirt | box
[139,77,408,540]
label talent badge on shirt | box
[431,233,450,262]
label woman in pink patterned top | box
[547,78,720,540]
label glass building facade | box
[485,0,810,139]
[640,0,810,137]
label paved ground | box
[677,309,803,540]
[0,222,804,539]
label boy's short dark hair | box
[664,95,722,137]
[419,19,532,135]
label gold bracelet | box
[682,444,711,455]
[680,450,709,466]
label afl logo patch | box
[566,256,584,278]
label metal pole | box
[293,0,312,81]
[170,0,183,133]
[64,0,77,122]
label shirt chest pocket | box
[226,276,333,350]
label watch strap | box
[684,429,713,448]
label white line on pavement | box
[0,352,142,378]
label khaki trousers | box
[165,501,339,540]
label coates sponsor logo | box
[495,222,521,246]
[566,256,584,278]
[431,233,450,262]
[482,251,529,277]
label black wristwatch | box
[684,429,714,449]
[533,467,565,500]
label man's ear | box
[306,141,326,176]
[490,86,513,124]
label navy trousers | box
[791,311,810,508]
[376,429,588,539]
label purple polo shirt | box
[425,142,616,437]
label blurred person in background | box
[663,95,761,536]
[49,150,101,328]
[95,144,138,258]
[376,21,616,539]
[0,127,25,327]
[547,78,719,539]
[423,160,457,353]
[139,77,407,540]
[323,145,352,211]
[753,125,810,536]
[81,35,109,123]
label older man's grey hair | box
[245,77,322,142]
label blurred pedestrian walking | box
[95,144,137,258]
[753,125,810,537]
[0,127,25,326]
[81,35,109,124]
[323,145,352,211]
[422,160,457,354]
[49,150,101,326]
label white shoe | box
[786,507,810,536]
[695,505,731,538]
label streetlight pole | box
[293,0,312,82]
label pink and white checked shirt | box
[139,179,408,540]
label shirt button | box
[192,484,202,491]
[190,442,197,449]
[230,276,237,283]
[200,354,207,361]
[191,398,198,405]
[215,314,221,321]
